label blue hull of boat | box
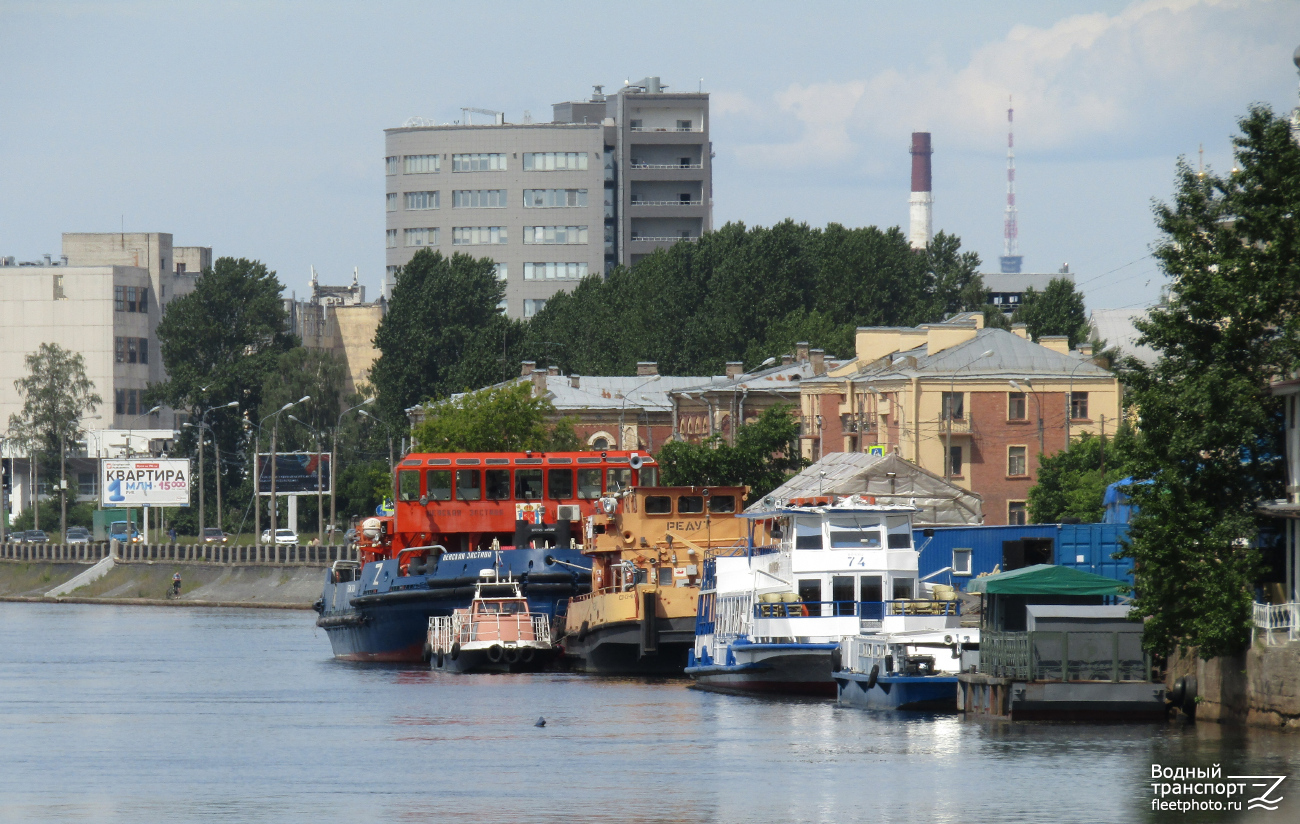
[834,671,958,712]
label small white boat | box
[426,570,554,673]
[834,627,978,712]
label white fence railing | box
[1253,602,1300,646]
[0,541,355,566]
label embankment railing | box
[1253,602,1299,646]
[0,541,357,566]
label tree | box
[412,382,578,453]
[8,343,102,536]
[923,231,987,318]
[257,348,350,451]
[656,405,807,503]
[1120,104,1300,660]
[1027,426,1138,523]
[1012,277,1090,348]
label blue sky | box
[2,0,1297,313]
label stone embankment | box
[0,542,356,609]
[1166,643,1300,731]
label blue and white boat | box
[685,496,961,696]
[834,627,977,712]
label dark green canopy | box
[966,564,1127,596]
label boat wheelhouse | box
[686,496,962,696]
[427,572,553,673]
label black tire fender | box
[504,647,520,664]
[487,644,504,663]
[450,642,461,661]
[867,664,879,690]
[830,647,842,673]
[1170,676,1186,707]
[421,642,433,663]
[520,647,535,664]
[578,621,589,642]
[435,652,445,669]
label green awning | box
[966,564,1127,596]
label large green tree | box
[257,348,351,452]
[656,405,806,503]
[1012,277,1090,348]
[1027,426,1138,523]
[1121,104,1300,660]
[412,382,578,453]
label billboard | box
[101,459,192,507]
[257,453,331,495]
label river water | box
[0,602,1296,823]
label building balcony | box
[629,235,698,243]
[630,126,703,133]
[840,414,874,434]
[940,418,971,434]
[631,199,703,206]
[630,162,704,170]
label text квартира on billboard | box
[101,459,192,507]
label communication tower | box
[999,97,1023,274]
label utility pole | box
[331,398,374,545]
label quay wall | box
[1166,644,1300,731]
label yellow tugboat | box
[561,485,748,674]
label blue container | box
[914,523,1132,590]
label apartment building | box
[384,76,712,320]
[797,314,1121,525]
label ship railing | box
[1253,601,1300,646]
[843,635,889,673]
[457,612,549,644]
[753,600,960,619]
[979,629,1151,683]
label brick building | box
[797,313,1121,525]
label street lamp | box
[1009,379,1045,454]
[331,397,374,544]
[946,351,993,481]
[269,396,310,540]
[619,375,661,450]
[196,401,239,538]
[288,414,325,543]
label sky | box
[2,0,1298,315]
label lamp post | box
[331,398,374,544]
[196,401,239,538]
[288,414,324,543]
[1009,379,1045,454]
[945,350,993,481]
[619,375,661,450]
[270,397,310,540]
[124,406,161,458]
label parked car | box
[65,527,91,544]
[26,530,49,543]
[108,522,141,543]
[203,527,228,544]
[260,528,299,545]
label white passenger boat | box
[426,571,554,673]
[684,496,963,697]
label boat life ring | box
[520,647,535,664]
[867,664,879,689]
[504,647,520,664]
[487,644,504,663]
[450,642,461,661]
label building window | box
[116,286,148,313]
[115,337,126,363]
[523,298,547,318]
[386,193,397,212]
[404,154,440,174]
[404,228,439,247]
[386,265,400,279]
[386,229,398,248]
[953,548,972,576]
[629,119,643,130]
[78,472,96,497]
[452,226,507,245]
[1008,392,1026,420]
[496,298,508,312]
[114,285,125,312]
[1008,445,1027,477]
[948,445,963,476]
[404,191,439,210]
[452,153,506,172]
[53,274,66,300]
[1070,392,1089,420]
[523,226,588,245]
[523,262,588,281]
[676,119,693,131]
[115,388,142,416]
[523,152,589,171]
[523,189,588,208]
[385,156,398,175]
[1008,501,1028,526]
[452,189,507,208]
[941,391,964,421]
[493,263,507,281]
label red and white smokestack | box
[909,132,933,250]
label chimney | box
[521,360,537,376]
[781,354,793,366]
[810,349,826,376]
[1077,342,1093,357]
[547,365,560,377]
[725,361,744,379]
[636,361,658,376]
[1011,324,1029,340]
[570,375,580,389]
[909,132,934,250]
[795,342,810,363]
[1039,335,1070,355]
[531,369,547,395]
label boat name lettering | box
[666,520,707,532]
[440,551,493,561]
[439,509,504,518]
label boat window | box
[427,458,451,465]
[455,458,481,465]
[887,533,911,548]
[500,601,523,614]
[486,458,510,465]
[426,470,452,501]
[455,469,481,501]
[398,470,420,502]
[829,524,882,549]
[658,567,673,586]
[606,468,632,493]
[708,495,736,513]
[892,577,915,600]
[577,468,602,499]
[547,457,573,464]
[644,495,672,514]
[794,518,823,549]
[637,466,658,486]
[546,469,573,499]
[859,575,883,602]
[678,495,704,514]
[485,469,511,500]
[515,469,543,500]
[886,515,913,548]
[798,579,823,616]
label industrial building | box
[283,267,386,395]
[384,76,712,320]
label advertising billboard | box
[257,453,331,495]
[101,459,192,507]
